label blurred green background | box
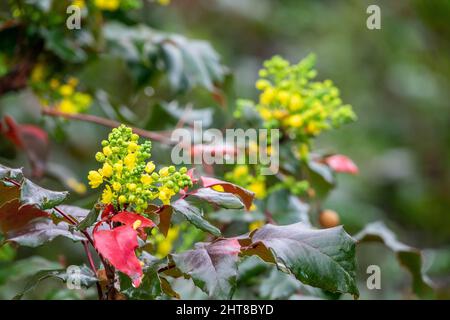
[1,0,449,299]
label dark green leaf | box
[0,256,61,286]
[190,188,244,210]
[6,218,86,247]
[172,199,221,237]
[13,265,97,300]
[20,178,68,210]
[243,222,359,297]
[168,238,241,299]
[355,221,435,298]
[76,206,100,231]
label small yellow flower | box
[101,163,113,178]
[88,170,103,188]
[145,161,155,173]
[167,226,179,241]
[101,185,114,204]
[114,162,123,174]
[118,195,127,204]
[287,114,303,128]
[255,79,270,90]
[59,84,74,97]
[249,220,265,232]
[233,165,248,178]
[103,146,112,157]
[127,183,137,191]
[140,174,153,185]
[112,182,121,191]
[124,153,136,170]
[66,178,87,194]
[72,0,85,8]
[95,0,120,11]
[277,91,290,105]
[58,99,78,114]
[248,181,266,199]
[289,94,304,111]
[260,107,272,121]
[128,142,138,152]
[159,167,169,177]
[156,240,172,257]
[260,88,276,105]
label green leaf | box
[190,188,244,210]
[6,218,86,247]
[172,199,221,237]
[355,221,435,299]
[243,222,359,297]
[266,189,310,225]
[76,206,100,231]
[13,265,97,300]
[306,161,335,198]
[168,238,241,299]
[259,268,300,299]
[20,178,68,210]
[0,256,61,286]
[120,252,178,299]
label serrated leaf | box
[243,222,359,297]
[5,217,87,247]
[0,164,23,181]
[168,238,241,299]
[355,221,435,298]
[171,199,221,237]
[13,265,97,300]
[190,188,244,210]
[20,178,68,210]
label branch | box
[42,108,174,144]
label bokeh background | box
[1,0,449,299]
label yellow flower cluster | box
[51,78,92,114]
[88,125,192,213]
[237,55,356,156]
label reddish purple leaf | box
[111,211,155,230]
[0,115,49,177]
[325,155,359,175]
[200,176,254,210]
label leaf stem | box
[42,108,173,144]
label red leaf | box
[0,116,49,177]
[101,204,116,220]
[93,225,143,287]
[111,211,155,230]
[0,199,49,234]
[200,176,255,210]
[325,155,359,175]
